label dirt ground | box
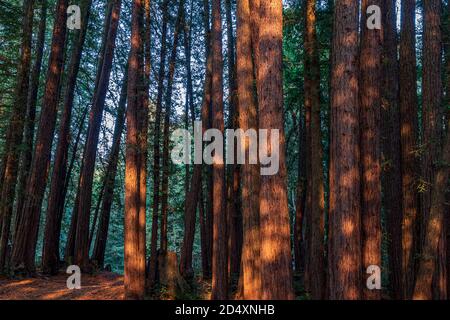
[0,271,124,300]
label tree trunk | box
[328,0,361,300]
[382,0,403,300]
[42,0,92,275]
[421,0,446,300]
[236,0,261,299]
[124,0,146,300]
[210,0,227,300]
[256,0,294,300]
[160,0,184,254]
[303,0,325,300]
[15,0,47,220]
[91,66,128,268]
[413,118,450,299]
[399,0,419,300]
[0,0,35,272]
[148,0,169,287]
[360,0,382,300]
[74,0,121,270]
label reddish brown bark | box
[0,0,35,272]
[210,0,227,300]
[257,0,294,300]
[11,0,68,274]
[74,0,121,270]
[42,0,92,275]
[399,0,419,299]
[328,0,361,300]
[303,0,325,300]
[360,0,382,301]
[124,0,146,300]
[236,0,261,299]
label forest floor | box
[0,271,124,300]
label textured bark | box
[413,118,450,300]
[42,0,92,275]
[210,0,227,300]
[421,0,446,300]
[0,0,35,272]
[148,0,169,287]
[16,0,47,219]
[91,68,128,268]
[161,0,184,254]
[124,0,146,300]
[303,0,325,300]
[360,0,382,300]
[382,0,403,300]
[328,0,361,300]
[11,0,68,274]
[236,0,261,299]
[399,0,419,299]
[74,0,121,270]
[257,0,294,300]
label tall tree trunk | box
[421,0,446,300]
[257,0,294,300]
[413,117,450,299]
[328,0,361,300]
[74,0,121,270]
[10,0,68,274]
[42,0,92,275]
[399,0,419,300]
[236,0,261,299]
[382,0,403,300]
[160,0,184,254]
[148,0,169,287]
[124,0,146,300]
[360,0,382,301]
[91,66,128,268]
[16,0,47,219]
[210,0,227,300]
[303,0,325,300]
[0,0,35,272]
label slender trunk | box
[210,0,227,300]
[74,0,121,270]
[236,0,261,299]
[148,0,169,287]
[124,0,146,300]
[328,0,361,300]
[0,0,35,272]
[399,0,419,299]
[91,69,127,267]
[10,0,68,274]
[360,0,382,301]
[303,0,325,300]
[382,0,403,300]
[42,0,92,275]
[257,0,294,300]
[160,0,184,254]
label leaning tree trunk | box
[360,0,382,300]
[74,0,121,270]
[257,0,294,300]
[42,0,92,275]
[0,0,35,272]
[210,0,227,300]
[124,0,146,300]
[328,0,361,300]
[10,0,68,275]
